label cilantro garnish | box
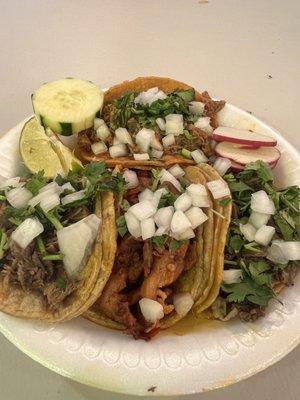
[25,170,47,195]
[116,215,128,237]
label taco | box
[76,76,225,169]
[0,163,119,322]
[84,164,231,338]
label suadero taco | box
[76,76,225,168]
[84,164,232,338]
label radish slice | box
[162,134,175,148]
[194,117,213,133]
[254,225,275,246]
[91,141,108,155]
[249,211,270,229]
[172,227,195,240]
[151,135,163,151]
[215,141,281,165]
[171,210,192,234]
[213,157,231,176]
[189,101,205,115]
[173,293,194,316]
[165,114,183,136]
[123,169,139,189]
[6,187,33,208]
[136,128,154,152]
[251,190,275,215]
[174,193,192,212]
[154,206,174,228]
[124,211,141,238]
[185,207,208,229]
[61,190,86,205]
[239,223,256,242]
[141,218,156,240]
[186,184,210,207]
[191,149,208,163]
[109,144,128,158]
[160,169,182,192]
[213,126,277,147]
[115,127,134,146]
[129,200,157,221]
[230,159,277,171]
[139,298,164,323]
[11,218,44,249]
[133,153,150,161]
[156,118,166,131]
[138,188,154,203]
[223,269,243,284]
[168,164,185,178]
[206,180,230,199]
[152,149,164,159]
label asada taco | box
[76,76,225,169]
[0,162,120,322]
[84,163,232,338]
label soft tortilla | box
[0,191,117,322]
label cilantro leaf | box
[228,181,252,193]
[55,277,67,291]
[244,160,273,182]
[273,212,294,240]
[116,215,128,237]
[25,171,47,195]
[151,169,161,191]
[152,235,167,249]
[173,88,195,102]
[229,234,244,252]
[5,206,34,226]
[219,198,232,206]
[248,261,272,286]
[0,229,9,259]
[158,192,177,208]
[83,162,108,184]
[169,239,187,252]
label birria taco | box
[84,163,232,338]
[76,76,225,169]
[0,163,119,322]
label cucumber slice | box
[32,78,103,136]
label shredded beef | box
[77,128,94,153]
[43,270,76,310]
[235,303,265,322]
[66,206,91,224]
[201,91,226,128]
[272,263,298,294]
[142,241,153,277]
[0,203,10,229]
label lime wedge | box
[20,117,82,179]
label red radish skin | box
[230,160,278,171]
[215,141,281,165]
[213,126,277,147]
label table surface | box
[0,0,299,399]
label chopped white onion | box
[154,206,174,228]
[171,210,192,234]
[222,269,243,284]
[154,226,168,236]
[165,114,184,136]
[91,141,108,155]
[133,153,150,161]
[115,127,134,146]
[249,211,270,229]
[135,128,154,152]
[129,200,157,221]
[174,193,192,212]
[191,149,209,163]
[139,298,164,323]
[189,101,205,115]
[173,293,194,316]
[267,241,288,264]
[194,116,213,133]
[186,183,210,207]
[134,87,167,106]
[152,188,167,208]
[168,164,185,178]
[159,169,182,192]
[11,218,44,249]
[254,225,275,246]
[206,179,231,199]
[6,187,33,208]
[162,133,175,148]
[60,182,75,193]
[156,117,166,131]
[94,118,105,130]
[123,169,139,189]
[40,192,60,212]
[239,223,256,242]
[141,217,156,240]
[213,157,232,176]
[138,188,154,203]
[151,135,163,151]
[279,241,300,260]
[0,177,20,189]
[172,227,195,240]
[61,190,86,205]
[124,211,141,238]
[185,207,208,229]
[268,240,300,262]
[113,136,122,145]
[95,120,111,141]
[57,215,100,278]
[152,149,164,159]
[251,190,275,215]
[109,144,128,158]
[28,183,60,208]
[39,182,61,194]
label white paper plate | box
[0,105,299,396]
